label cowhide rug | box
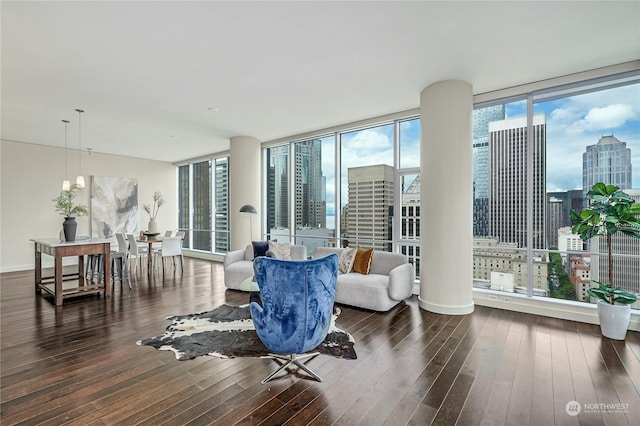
[137,304,357,361]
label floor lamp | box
[239,204,257,241]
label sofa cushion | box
[269,241,291,260]
[252,240,270,259]
[369,250,407,275]
[335,273,399,311]
[338,247,357,274]
[353,247,373,275]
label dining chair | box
[164,230,173,237]
[157,236,183,275]
[126,233,148,276]
[113,233,131,288]
[175,230,185,239]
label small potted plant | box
[53,183,89,242]
[570,182,640,340]
[143,190,165,234]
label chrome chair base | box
[261,353,321,384]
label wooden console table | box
[31,237,111,305]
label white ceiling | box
[2,1,639,163]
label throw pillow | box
[338,247,357,274]
[252,240,270,259]
[352,247,374,275]
[268,241,292,260]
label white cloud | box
[341,127,394,169]
[566,104,637,135]
[549,106,580,123]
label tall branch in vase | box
[143,190,166,233]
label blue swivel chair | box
[250,253,338,384]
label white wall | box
[0,140,176,272]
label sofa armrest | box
[388,263,414,301]
[224,249,246,268]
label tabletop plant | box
[143,190,166,219]
[570,182,640,305]
[53,183,89,218]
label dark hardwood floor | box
[1,258,639,425]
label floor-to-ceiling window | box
[265,144,290,242]
[264,117,421,282]
[340,123,395,251]
[472,71,640,309]
[214,158,230,252]
[177,155,230,254]
[292,136,335,255]
[397,117,421,279]
[536,75,640,307]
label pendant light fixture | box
[75,108,85,188]
[62,119,71,191]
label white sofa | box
[223,243,307,291]
[313,247,414,311]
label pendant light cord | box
[62,119,69,180]
[75,109,85,187]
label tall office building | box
[346,164,394,251]
[547,196,564,248]
[546,190,584,252]
[192,160,212,251]
[583,135,632,198]
[294,139,326,229]
[267,140,327,237]
[489,114,546,249]
[473,105,505,236]
[214,158,229,252]
[267,145,290,232]
[401,174,421,278]
[548,189,585,225]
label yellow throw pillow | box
[352,247,373,275]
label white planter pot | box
[597,300,631,340]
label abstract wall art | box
[90,176,138,238]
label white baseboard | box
[472,288,640,332]
[411,283,639,332]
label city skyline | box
[269,82,639,236]
[336,82,639,195]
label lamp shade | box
[239,204,257,214]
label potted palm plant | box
[570,182,640,340]
[53,183,89,242]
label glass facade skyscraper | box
[583,134,632,196]
[473,105,505,237]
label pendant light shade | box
[62,119,71,190]
[75,109,85,188]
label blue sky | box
[511,83,640,191]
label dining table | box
[137,235,162,273]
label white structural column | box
[230,135,261,251]
[419,80,474,314]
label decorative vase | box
[148,218,157,234]
[63,217,77,242]
[597,300,631,340]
